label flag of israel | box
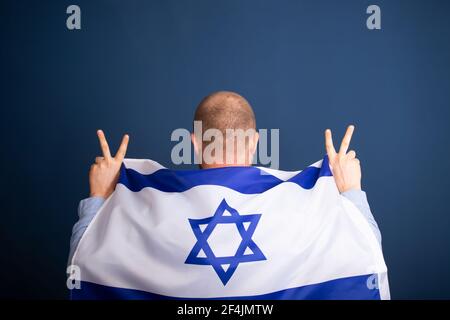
[70,156,389,300]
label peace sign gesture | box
[89,130,129,198]
[325,125,362,193]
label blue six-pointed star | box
[185,199,267,285]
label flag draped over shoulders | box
[70,156,390,300]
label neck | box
[200,162,252,169]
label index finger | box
[325,129,336,158]
[338,125,355,155]
[114,134,129,162]
[97,130,112,159]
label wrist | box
[341,188,364,195]
[340,184,361,194]
[89,191,109,199]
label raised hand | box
[89,130,129,198]
[325,125,361,193]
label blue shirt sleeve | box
[341,189,382,246]
[68,197,105,264]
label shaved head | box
[194,91,256,133]
[192,91,259,168]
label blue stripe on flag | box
[118,156,332,194]
[71,274,380,300]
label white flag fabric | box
[70,156,389,300]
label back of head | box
[192,91,258,168]
[194,91,256,134]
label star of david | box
[185,199,267,285]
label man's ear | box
[249,131,259,158]
[191,132,200,157]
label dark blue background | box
[1,0,449,299]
